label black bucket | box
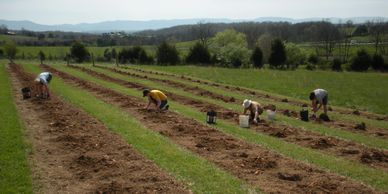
[21,87,31,99]
[206,110,217,124]
[300,110,309,122]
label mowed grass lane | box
[0,62,33,193]
[46,63,388,191]
[23,63,257,194]
[132,65,388,115]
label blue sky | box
[1,0,387,24]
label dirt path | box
[42,64,382,193]
[69,65,388,171]
[124,66,388,122]
[97,65,388,139]
[9,64,190,194]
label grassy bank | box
[0,62,33,193]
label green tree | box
[268,39,287,69]
[38,50,46,64]
[350,49,371,72]
[250,46,263,68]
[285,43,306,69]
[3,41,18,63]
[186,42,211,65]
[70,41,89,63]
[213,29,250,67]
[156,42,180,65]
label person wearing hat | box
[143,89,169,111]
[309,88,328,116]
[242,99,263,123]
[34,72,52,99]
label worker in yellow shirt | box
[143,89,169,111]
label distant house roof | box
[6,31,16,35]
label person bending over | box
[242,99,263,124]
[309,88,328,116]
[34,72,52,99]
[143,89,169,112]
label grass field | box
[1,58,388,193]
[0,63,32,193]
[132,65,388,115]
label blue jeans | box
[159,100,168,109]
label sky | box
[0,0,387,25]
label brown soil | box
[126,66,388,122]
[9,64,189,194]
[96,65,388,139]
[75,65,388,170]
[41,64,382,193]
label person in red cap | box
[143,89,169,112]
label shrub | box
[308,54,319,64]
[350,49,371,71]
[331,58,342,71]
[156,42,180,65]
[268,39,286,69]
[138,49,154,64]
[186,42,211,65]
[38,50,46,64]
[70,41,89,63]
[251,46,263,68]
[371,54,385,71]
[3,41,18,63]
[305,64,316,71]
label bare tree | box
[314,21,341,60]
[367,20,387,55]
[191,22,213,47]
[337,20,353,62]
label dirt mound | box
[355,122,367,130]
[243,156,278,169]
[277,172,302,181]
[270,127,296,138]
[361,150,388,163]
[282,109,298,117]
[311,138,337,149]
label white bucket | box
[267,110,276,122]
[239,115,250,128]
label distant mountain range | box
[0,17,386,33]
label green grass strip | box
[86,65,388,150]
[23,63,256,193]
[0,62,33,193]
[47,63,388,191]
[116,65,388,130]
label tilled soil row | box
[67,65,388,171]
[10,64,190,194]
[94,65,388,138]
[124,66,388,122]
[43,64,381,193]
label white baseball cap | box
[243,99,252,108]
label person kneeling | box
[143,89,169,112]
